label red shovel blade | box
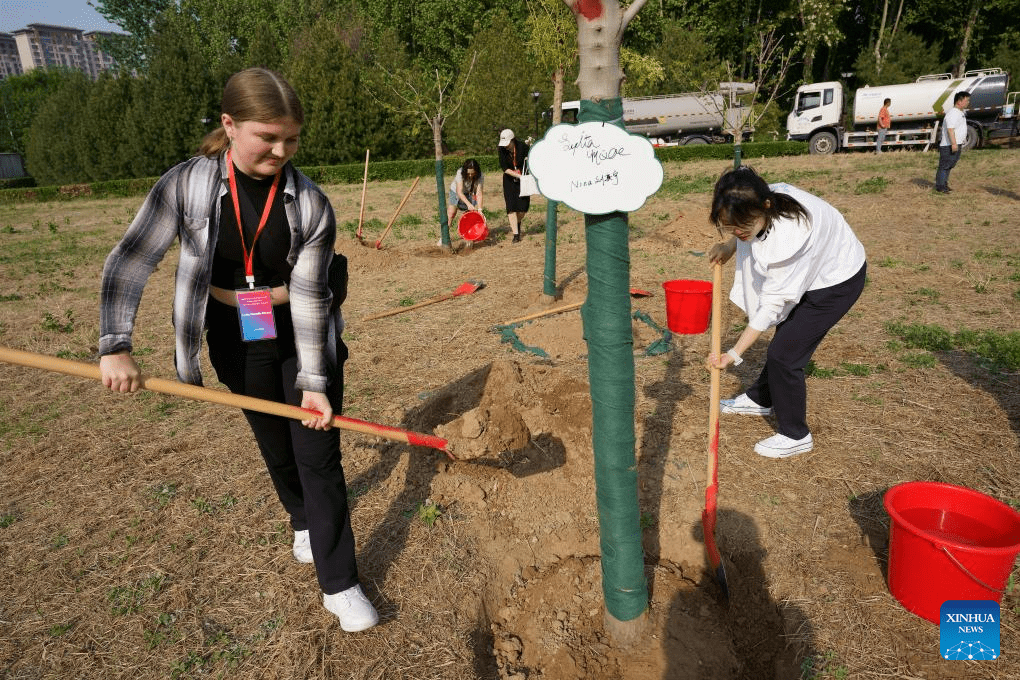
[452,280,485,296]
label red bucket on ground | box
[883,481,1020,624]
[457,212,488,241]
[661,279,712,334]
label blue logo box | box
[940,600,1000,660]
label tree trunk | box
[802,45,815,82]
[572,1,627,100]
[955,0,982,76]
[552,65,565,126]
[544,64,566,299]
[874,0,889,77]
[564,0,651,646]
[433,115,451,248]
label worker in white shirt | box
[705,166,867,459]
[934,90,971,194]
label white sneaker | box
[292,530,313,564]
[720,393,773,416]
[324,584,379,632]
[754,433,813,459]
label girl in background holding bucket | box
[98,68,378,632]
[447,158,484,229]
[705,166,867,459]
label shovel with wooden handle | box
[703,261,730,600]
[374,176,420,249]
[362,280,485,321]
[0,346,453,459]
[354,148,370,245]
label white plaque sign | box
[527,122,664,215]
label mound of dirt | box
[414,358,797,678]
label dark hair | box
[954,90,971,104]
[710,166,809,236]
[199,68,304,157]
[883,98,891,106]
[461,158,481,193]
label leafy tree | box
[898,0,1020,75]
[78,72,136,181]
[286,9,414,165]
[25,72,92,185]
[118,11,219,179]
[89,0,174,71]
[524,0,578,126]
[794,0,846,81]
[359,0,528,72]
[0,70,76,156]
[624,22,727,96]
[446,11,553,154]
[852,30,943,85]
[988,31,1020,84]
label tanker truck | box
[561,82,756,146]
[787,68,1020,154]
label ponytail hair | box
[710,165,809,236]
[198,68,304,157]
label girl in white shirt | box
[706,166,867,459]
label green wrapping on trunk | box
[436,158,450,246]
[543,199,559,296]
[579,98,648,622]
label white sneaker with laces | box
[292,530,313,564]
[720,393,773,416]
[324,584,379,632]
[754,433,813,459]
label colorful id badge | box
[235,287,277,341]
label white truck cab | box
[786,82,844,154]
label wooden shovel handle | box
[362,291,458,321]
[707,262,723,481]
[354,148,369,244]
[503,301,583,326]
[375,176,420,249]
[0,346,451,456]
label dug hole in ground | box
[1,150,1018,679]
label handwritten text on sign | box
[527,122,663,215]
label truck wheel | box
[683,137,708,145]
[962,123,981,150]
[809,132,837,155]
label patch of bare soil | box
[1,150,1018,679]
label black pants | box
[205,297,357,595]
[746,263,867,439]
[935,145,961,191]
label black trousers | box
[745,263,867,439]
[205,297,358,595]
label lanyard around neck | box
[226,149,281,288]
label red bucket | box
[662,279,712,334]
[457,211,488,241]
[883,481,1020,624]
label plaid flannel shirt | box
[99,152,340,393]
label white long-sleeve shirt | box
[730,183,866,331]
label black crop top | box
[211,165,293,289]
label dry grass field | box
[1,147,1019,679]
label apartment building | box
[0,33,22,78]
[8,23,121,80]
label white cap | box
[498,129,514,147]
